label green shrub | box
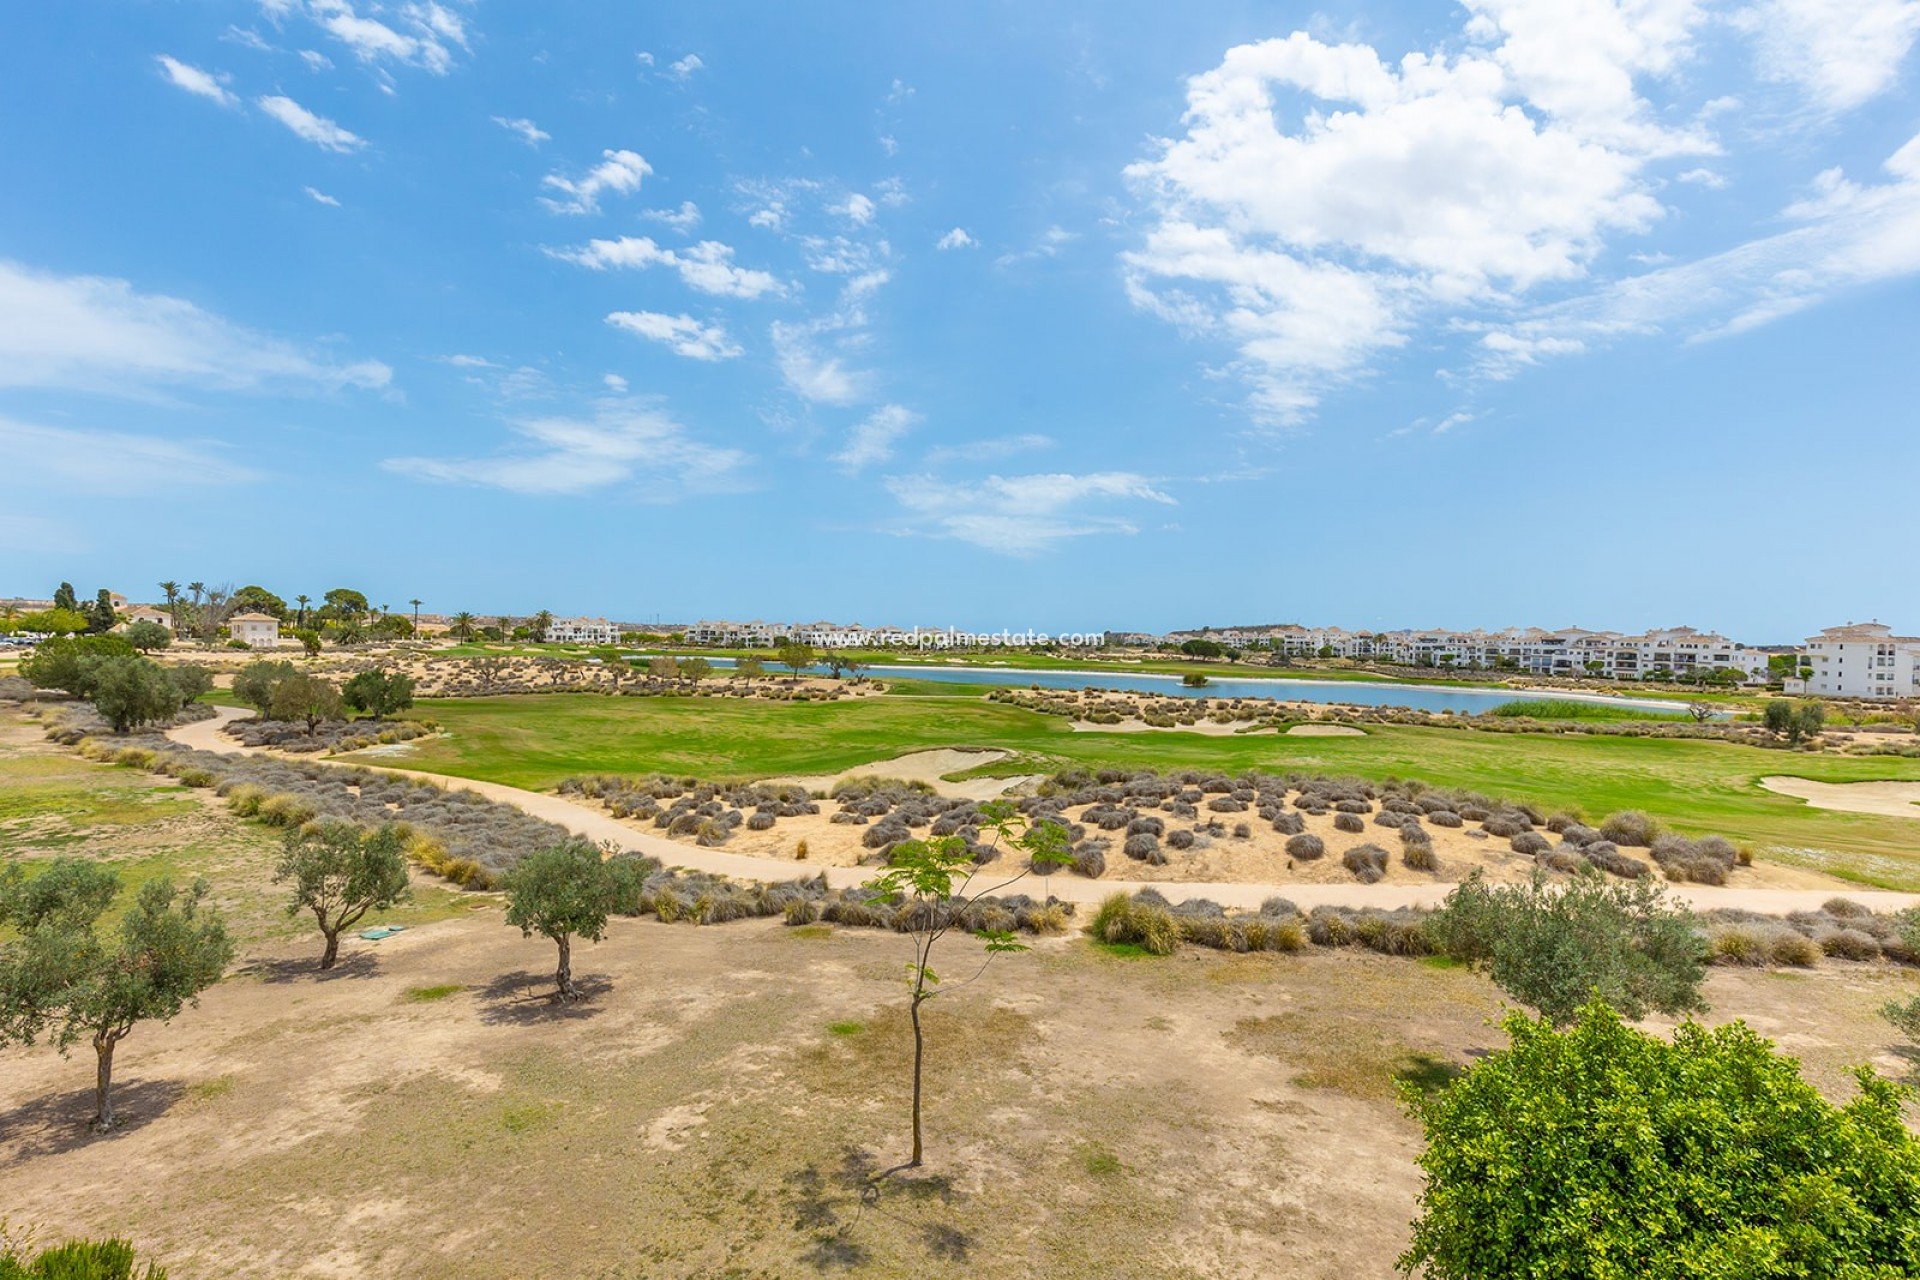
[1403,1002,1920,1279]
[0,1237,166,1279]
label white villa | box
[1167,623,1772,683]
[1793,623,1920,700]
[546,617,619,645]
[228,612,281,648]
[120,605,174,633]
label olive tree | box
[20,634,136,697]
[164,664,214,711]
[88,657,180,733]
[1425,869,1707,1026]
[502,840,644,1000]
[863,804,1070,1169]
[268,671,344,735]
[0,863,232,1131]
[775,641,815,680]
[232,659,297,713]
[1403,1001,1920,1278]
[123,621,171,652]
[274,822,412,969]
[342,667,415,720]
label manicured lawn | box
[1490,698,1691,723]
[369,693,1920,886]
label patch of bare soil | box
[1,911,1913,1279]
[1762,776,1920,820]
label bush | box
[1333,812,1365,833]
[1821,928,1882,961]
[1343,843,1388,883]
[1089,893,1178,955]
[1270,812,1304,836]
[1285,833,1325,861]
[1425,872,1706,1025]
[1599,810,1659,847]
[1402,842,1439,872]
[1402,1002,1920,1280]
[1510,831,1551,857]
[1167,829,1196,850]
[1122,832,1162,862]
[1426,810,1463,828]
[0,1237,168,1279]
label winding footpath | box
[168,708,1920,916]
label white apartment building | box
[546,617,620,645]
[1798,623,1920,700]
[685,619,787,647]
[1169,623,1771,683]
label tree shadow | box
[780,1147,973,1272]
[476,970,611,1025]
[239,952,383,985]
[0,1078,187,1159]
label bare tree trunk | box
[320,927,340,970]
[555,933,575,1000]
[909,995,925,1167]
[93,1034,117,1132]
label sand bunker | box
[1760,776,1920,820]
[1285,724,1366,737]
[772,748,1036,801]
[1070,718,1247,736]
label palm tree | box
[187,581,205,606]
[533,610,555,643]
[158,581,181,631]
[294,594,312,628]
[450,611,476,642]
[409,597,423,629]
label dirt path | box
[166,710,1920,915]
[768,747,1038,801]
[1762,775,1920,820]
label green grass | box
[349,692,1920,887]
[826,1019,865,1037]
[1490,698,1690,723]
[1088,939,1163,960]
[403,983,465,1003]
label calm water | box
[699,658,1692,716]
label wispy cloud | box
[644,201,702,232]
[299,0,470,76]
[0,416,262,491]
[257,94,364,151]
[156,55,238,108]
[936,227,977,251]
[0,259,391,395]
[492,115,550,147]
[605,310,742,361]
[303,185,341,206]
[770,317,866,404]
[668,53,705,79]
[924,433,1052,464]
[550,235,784,298]
[1732,0,1920,114]
[884,471,1175,556]
[382,398,748,497]
[539,149,650,215]
[833,404,920,471]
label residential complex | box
[545,617,620,645]
[1167,624,1774,683]
[1792,623,1920,700]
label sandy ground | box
[162,709,1911,916]
[1070,717,1249,736]
[1762,775,1920,820]
[770,747,1039,801]
[2,908,1916,1279]
[1284,724,1367,737]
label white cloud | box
[748,206,785,230]
[1478,130,1920,370]
[444,353,494,368]
[257,94,364,151]
[605,310,742,361]
[1733,0,1920,113]
[0,259,391,395]
[643,201,702,231]
[884,471,1175,556]
[924,433,1053,464]
[936,227,976,251]
[770,319,865,405]
[833,403,920,471]
[302,185,341,206]
[299,48,333,71]
[603,373,628,392]
[156,56,238,108]
[0,417,262,491]
[840,193,876,225]
[539,149,650,215]
[636,51,655,67]
[1125,9,1722,422]
[669,53,705,79]
[995,226,1076,269]
[382,398,748,497]
[492,115,550,147]
[1677,167,1727,188]
[550,235,784,298]
[305,0,468,76]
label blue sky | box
[2,0,1917,640]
